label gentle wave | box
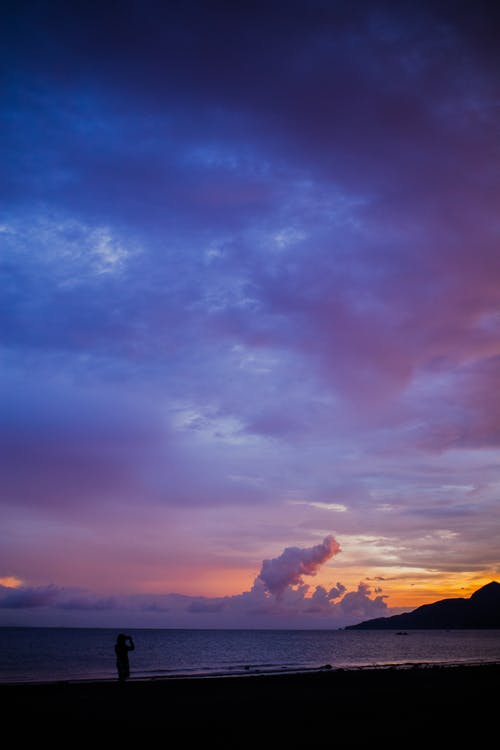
[1,627,500,684]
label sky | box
[1,0,500,629]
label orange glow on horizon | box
[136,567,499,607]
[138,566,257,598]
[367,572,499,610]
[0,576,23,589]
[294,565,500,611]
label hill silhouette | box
[346,581,500,629]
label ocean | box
[1,627,500,684]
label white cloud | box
[2,214,139,286]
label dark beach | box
[2,663,498,743]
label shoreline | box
[1,661,499,740]
[2,655,500,687]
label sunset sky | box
[1,0,499,628]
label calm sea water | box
[1,627,500,684]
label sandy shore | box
[1,663,498,742]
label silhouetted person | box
[115,633,134,682]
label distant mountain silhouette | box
[346,581,500,629]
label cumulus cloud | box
[328,583,347,600]
[337,582,389,621]
[0,540,394,628]
[0,578,391,627]
[258,535,341,598]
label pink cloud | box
[258,536,341,598]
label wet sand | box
[1,663,498,743]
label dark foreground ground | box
[2,663,499,744]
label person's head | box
[116,633,127,645]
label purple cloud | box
[258,536,341,598]
[0,585,60,609]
